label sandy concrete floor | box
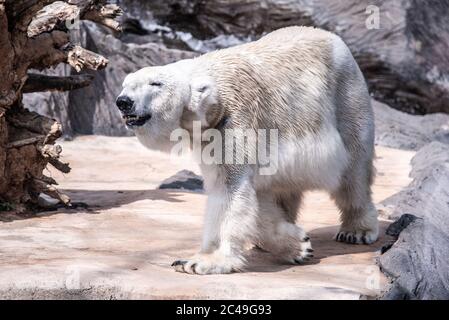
[0,136,414,299]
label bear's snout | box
[116,95,134,114]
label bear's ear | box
[188,76,218,126]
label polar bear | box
[117,26,378,275]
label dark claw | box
[171,260,187,267]
[191,263,198,274]
[362,235,368,244]
[306,248,314,252]
[337,233,344,241]
[295,255,312,264]
[303,236,310,242]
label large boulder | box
[379,142,449,299]
[158,170,204,192]
[141,0,449,115]
[373,100,449,151]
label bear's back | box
[197,27,339,134]
[203,26,336,67]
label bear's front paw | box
[171,253,243,275]
[291,236,314,264]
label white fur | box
[118,26,379,275]
[332,35,353,70]
[254,122,350,192]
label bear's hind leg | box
[332,160,379,244]
[256,191,313,264]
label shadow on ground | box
[238,220,392,273]
[0,188,187,222]
[0,187,393,277]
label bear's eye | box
[150,81,162,87]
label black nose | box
[116,96,134,113]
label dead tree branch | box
[0,0,121,207]
[27,1,80,37]
[66,45,109,72]
[23,73,94,92]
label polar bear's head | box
[117,60,219,152]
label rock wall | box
[378,142,449,299]
[373,100,449,151]
[139,0,449,115]
[373,101,449,299]
[23,0,449,137]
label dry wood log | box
[6,136,46,148]
[27,1,123,38]
[38,144,62,158]
[66,45,109,72]
[23,73,94,93]
[7,110,61,136]
[48,157,71,173]
[0,0,122,209]
[40,174,58,185]
[32,177,70,204]
[83,3,123,31]
[25,30,70,70]
[27,1,80,37]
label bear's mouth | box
[123,114,152,127]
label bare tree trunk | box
[0,0,122,211]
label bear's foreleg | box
[172,172,259,274]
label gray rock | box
[374,100,449,151]
[385,214,419,238]
[158,170,204,192]
[380,219,449,300]
[381,142,449,221]
[140,0,449,115]
[379,142,449,299]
